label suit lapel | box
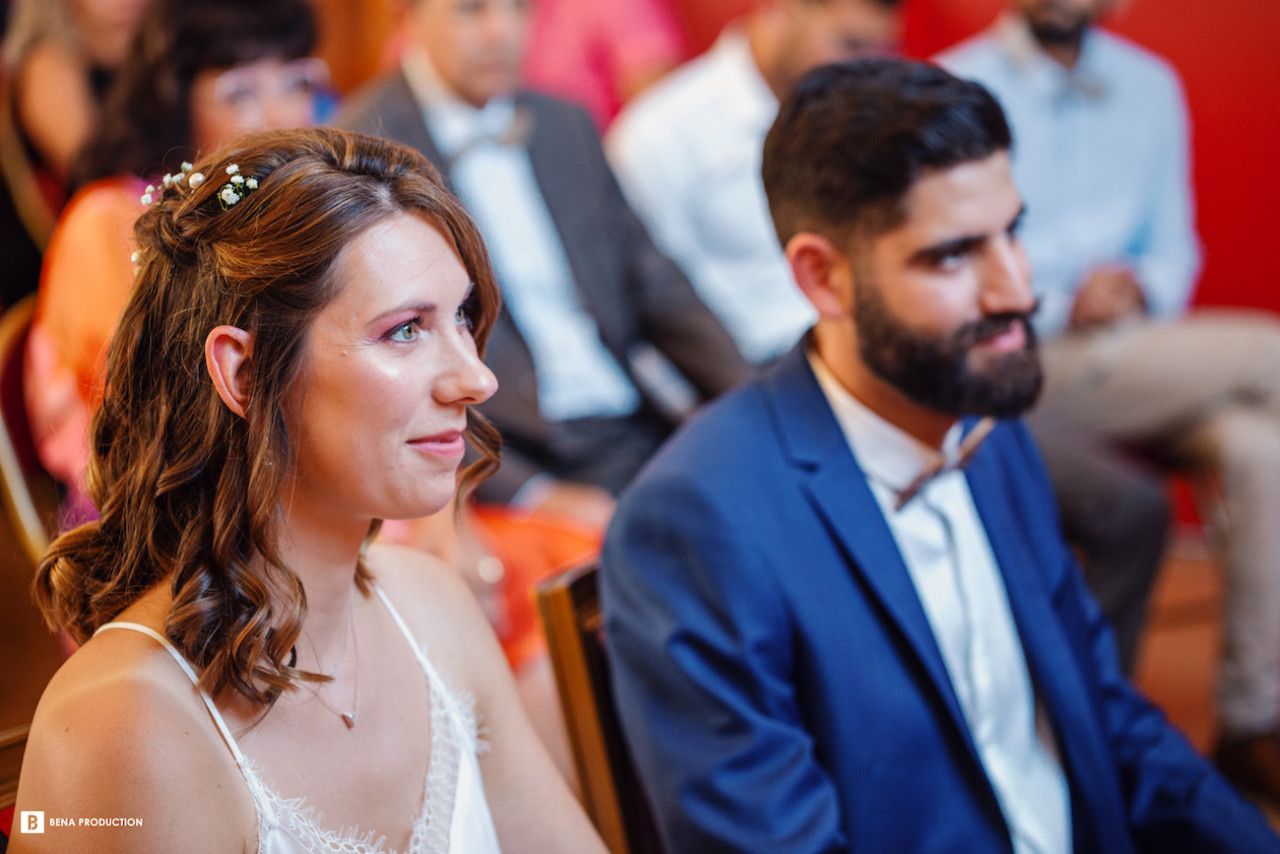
[379,73,451,181]
[378,78,541,425]
[519,96,622,345]
[763,348,986,772]
[964,447,1130,849]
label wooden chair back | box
[535,563,662,853]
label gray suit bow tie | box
[444,106,534,171]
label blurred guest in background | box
[943,0,1280,798]
[25,0,325,528]
[0,0,145,307]
[608,0,901,366]
[3,0,145,188]
[523,0,689,129]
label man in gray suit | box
[338,0,750,527]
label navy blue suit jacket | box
[602,345,1277,852]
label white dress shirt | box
[402,49,640,422]
[809,351,1071,854]
[607,29,815,364]
[940,15,1201,338]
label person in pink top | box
[522,0,689,128]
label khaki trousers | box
[1034,310,1280,736]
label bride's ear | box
[205,325,254,418]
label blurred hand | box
[1069,266,1147,330]
[531,482,616,531]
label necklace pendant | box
[341,712,357,729]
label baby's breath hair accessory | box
[140,161,202,205]
[217,163,259,210]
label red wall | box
[676,0,1280,313]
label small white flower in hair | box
[220,185,241,206]
[227,164,240,175]
[246,178,258,190]
[140,192,153,205]
[231,174,244,185]
[181,162,193,172]
[189,172,205,188]
[162,173,173,187]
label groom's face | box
[847,152,1043,418]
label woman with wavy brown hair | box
[10,126,607,854]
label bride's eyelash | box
[386,315,424,342]
[456,289,478,330]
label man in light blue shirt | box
[942,0,1280,803]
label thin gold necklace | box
[305,600,360,728]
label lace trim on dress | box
[238,648,484,854]
[411,667,482,853]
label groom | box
[601,58,1279,852]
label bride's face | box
[283,212,497,528]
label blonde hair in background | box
[2,0,77,70]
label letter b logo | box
[21,810,45,833]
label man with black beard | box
[943,0,1280,801]
[600,59,1278,853]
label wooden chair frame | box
[535,563,661,854]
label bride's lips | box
[409,429,466,458]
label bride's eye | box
[387,318,421,342]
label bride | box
[10,126,606,854]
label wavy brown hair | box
[35,126,502,706]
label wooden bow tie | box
[894,417,996,511]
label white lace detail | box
[93,588,496,854]
[246,757,393,854]
[237,648,486,854]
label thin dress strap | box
[372,584,446,691]
[370,583,499,854]
[93,621,275,825]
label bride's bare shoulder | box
[364,541,477,617]
[11,628,254,853]
[363,541,503,676]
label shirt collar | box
[711,26,779,132]
[993,12,1109,101]
[401,47,518,158]
[806,347,963,496]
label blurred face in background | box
[1014,0,1117,45]
[73,0,148,66]
[772,0,900,93]
[407,0,532,107]
[190,57,327,153]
